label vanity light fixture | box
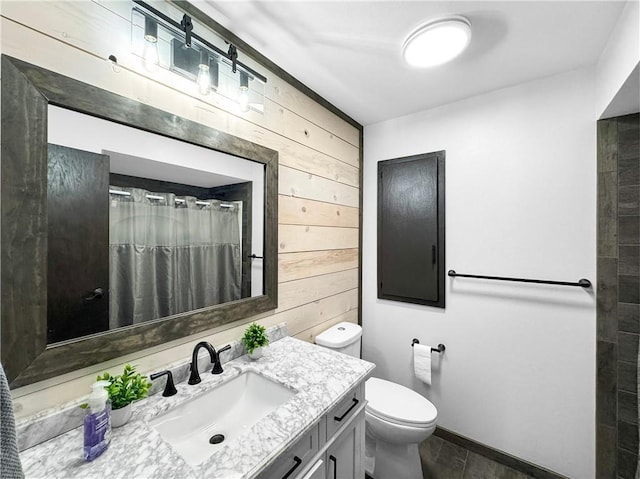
[402,16,472,67]
[131,0,266,113]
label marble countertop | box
[20,337,375,479]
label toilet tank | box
[315,322,362,358]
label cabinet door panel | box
[378,151,445,307]
[47,144,110,343]
[326,408,365,479]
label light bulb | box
[197,64,211,95]
[143,16,159,72]
[196,50,211,95]
[238,91,250,112]
[143,42,159,72]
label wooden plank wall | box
[1,0,361,418]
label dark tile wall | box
[597,113,640,479]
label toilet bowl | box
[315,323,438,479]
[365,377,437,479]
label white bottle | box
[83,380,112,461]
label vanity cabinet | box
[258,381,366,479]
[16,337,375,479]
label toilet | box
[315,322,437,479]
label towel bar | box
[411,338,445,353]
[447,270,591,288]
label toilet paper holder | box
[411,338,445,354]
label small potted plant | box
[97,364,152,427]
[241,322,269,360]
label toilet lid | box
[365,377,437,427]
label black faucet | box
[188,341,217,385]
[188,342,232,384]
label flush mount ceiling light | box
[402,16,472,68]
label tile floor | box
[419,435,536,479]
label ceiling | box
[195,1,627,126]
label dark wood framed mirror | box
[1,55,278,388]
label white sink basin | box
[150,371,296,466]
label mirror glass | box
[46,106,264,344]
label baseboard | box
[434,427,569,479]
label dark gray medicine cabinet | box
[377,151,445,307]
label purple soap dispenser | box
[83,380,112,461]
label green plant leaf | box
[95,364,152,409]
[241,323,269,354]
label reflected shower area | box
[46,106,265,344]
[108,186,242,328]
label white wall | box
[362,68,596,478]
[596,0,640,118]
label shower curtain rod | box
[109,189,234,208]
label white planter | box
[248,347,263,360]
[111,403,133,428]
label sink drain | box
[209,434,225,445]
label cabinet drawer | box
[256,423,320,479]
[326,383,364,438]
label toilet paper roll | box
[413,344,432,385]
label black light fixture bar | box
[447,270,591,288]
[132,0,267,83]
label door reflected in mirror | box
[46,106,265,344]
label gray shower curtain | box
[109,187,241,328]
